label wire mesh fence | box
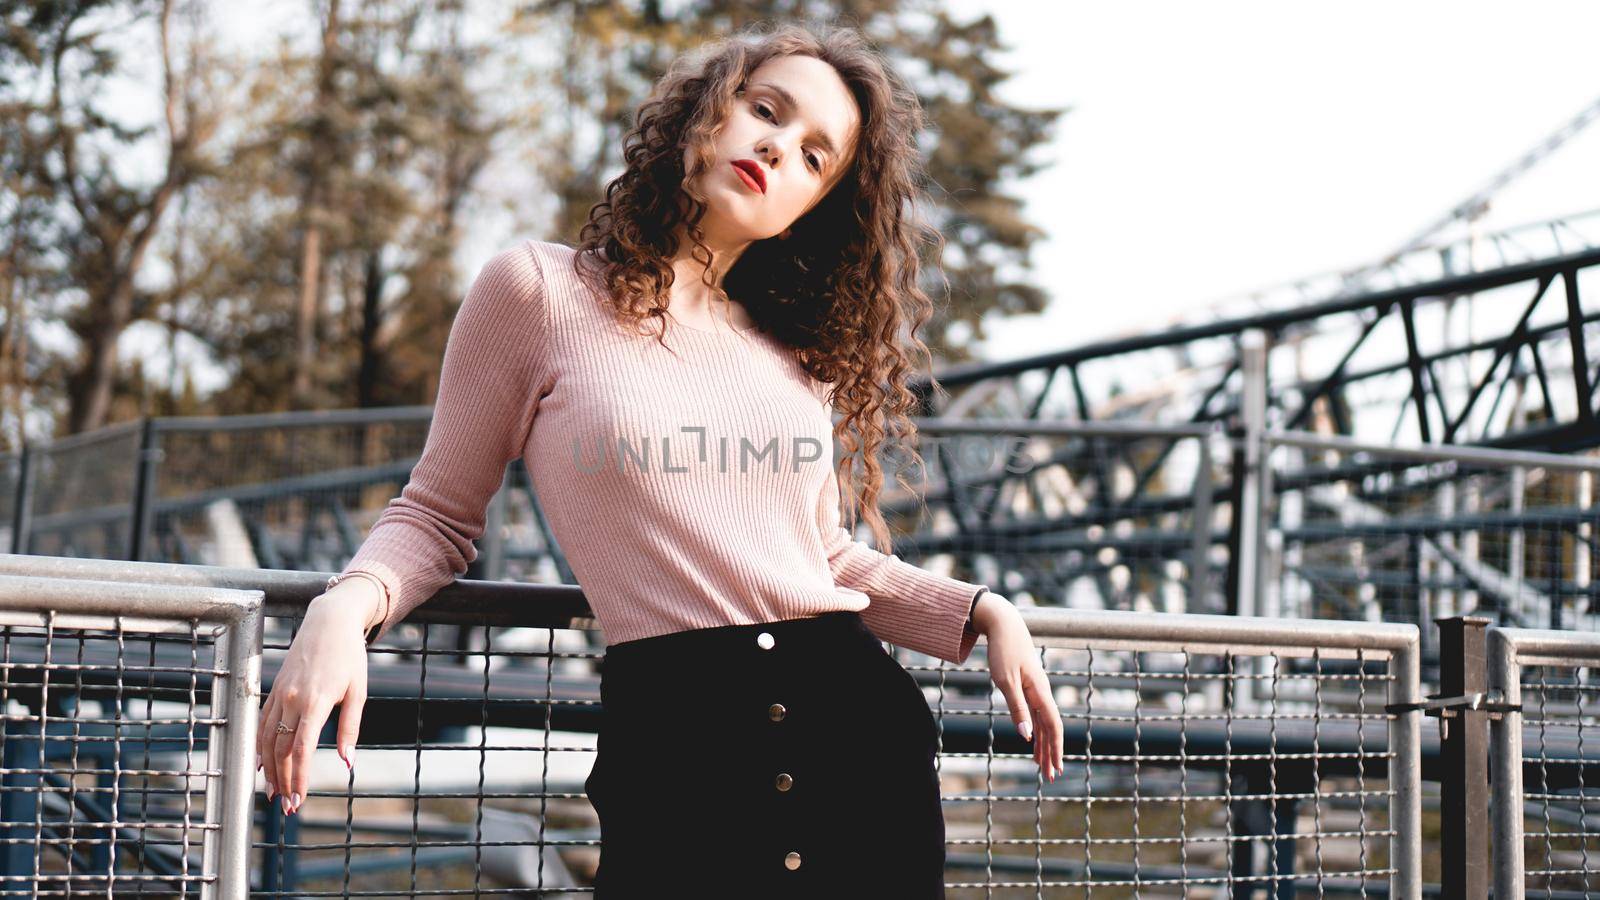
[282,607,1420,897]
[1490,627,1600,900]
[1265,433,1600,656]
[0,555,1430,897]
[965,609,1424,898]
[0,572,261,897]
[257,614,602,897]
[140,411,436,576]
[0,452,22,555]
[21,422,144,562]
[936,647,1406,895]
[846,421,1229,619]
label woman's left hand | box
[973,593,1063,782]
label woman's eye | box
[752,100,819,173]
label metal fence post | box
[1487,626,1525,900]
[205,607,265,900]
[128,418,161,562]
[1438,615,1491,899]
[1235,329,1268,622]
[1188,429,1214,613]
[9,444,31,555]
[1234,329,1269,710]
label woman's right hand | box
[257,580,379,816]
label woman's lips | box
[731,161,764,193]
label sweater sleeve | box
[329,242,552,645]
[815,458,987,665]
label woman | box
[259,19,1064,896]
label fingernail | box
[255,752,261,771]
[1019,720,1033,741]
[265,781,275,800]
[279,795,289,815]
[290,792,301,812]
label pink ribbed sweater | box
[331,238,987,664]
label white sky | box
[949,0,1600,358]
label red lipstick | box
[731,159,766,194]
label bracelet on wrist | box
[325,571,389,635]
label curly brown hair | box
[570,19,956,554]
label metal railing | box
[0,554,596,897]
[38,554,1600,896]
[998,608,1423,897]
[1261,430,1600,653]
[2,373,1594,679]
[0,571,261,898]
[0,553,1427,897]
[1489,626,1600,900]
[7,408,1592,644]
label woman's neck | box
[665,243,757,331]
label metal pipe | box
[1024,605,1418,657]
[1269,429,1600,474]
[0,551,591,631]
[1484,627,1600,666]
[1190,430,1215,612]
[211,589,263,899]
[910,417,1216,440]
[10,444,32,555]
[1389,634,1424,899]
[149,404,434,433]
[1488,627,1525,900]
[1235,330,1270,713]
[128,417,159,563]
[0,571,258,627]
[1237,330,1269,628]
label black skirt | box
[584,609,947,898]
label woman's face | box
[683,54,860,245]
